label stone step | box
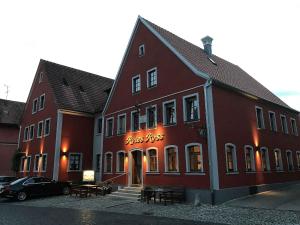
[112,191,141,198]
[117,189,141,194]
[108,194,139,201]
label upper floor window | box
[260,147,270,171]
[39,72,43,83]
[274,149,283,171]
[32,98,38,114]
[185,144,203,173]
[290,118,298,136]
[147,68,157,88]
[139,44,145,57]
[147,148,158,172]
[164,146,179,173]
[116,151,125,173]
[29,125,35,140]
[183,94,199,122]
[132,75,141,94]
[244,146,255,172]
[37,121,43,138]
[104,152,113,173]
[280,115,289,134]
[39,94,45,111]
[286,150,294,171]
[117,114,126,135]
[146,105,157,129]
[255,106,265,129]
[97,118,102,134]
[225,144,238,173]
[44,118,51,136]
[296,151,300,170]
[163,100,176,126]
[131,111,140,131]
[106,117,114,137]
[23,127,29,141]
[68,153,82,171]
[268,111,277,132]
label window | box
[131,111,140,131]
[280,115,289,134]
[25,156,31,172]
[24,127,29,141]
[183,94,200,122]
[268,111,277,132]
[96,118,102,134]
[117,114,126,135]
[164,146,179,172]
[146,105,157,129]
[68,153,82,171]
[255,107,265,129]
[147,68,157,88]
[225,144,238,173]
[37,121,43,138]
[139,44,145,57]
[116,151,125,173]
[106,117,114,137]
[44,118,51,136]
[39,94,45,111]
[20,157,26,172]
[291,118,298,136]
[96,154,101,172]
[244,146,255,172]
[147,148,158,172]
[39,72,43,83]
[41,154,47,172]
[132,75,141,94]
[260,147,270,171]
[286,150,294,171]
[29,125,35,140]
[104,152,113,173]
[185,144,203,173]
[274,149,283,171]
[32,98,38,114]
[296,151,300,170]
[34,155,39,172]
[163,100,176,126]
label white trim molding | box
[38,93,45,111]
[183,93,200,122]
[105,117,114,137]
[132,74,141,94]
[146,67,158,88]
[146,104,157,129]
[268,111,277,132]
[67,152,83,172]
[162,99,177,126]
[117,113,127,135]
[130,110,140,131]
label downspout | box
[99,114,105,181]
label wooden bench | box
[159,186,185,205]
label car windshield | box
[10,177,28,185]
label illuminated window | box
[255,107,265,129]
[280,115,289,134]
[244,146,255,172]
[183,94,199,122]
[268,111,277,132]
[274,149,283,171]
[147,68,157,88]
[164,146,179,172]
[146,105,157,129]
[25,156,31,172]
[37,121,43,138]
[260,147,270,171]
[286,150,294,171]
[104,152,113,173]
[291,118,298,136]
[39,94,45,111]
[106,117,114,137]
[116,151,125,173]
[44,118,51,136]
[131,111,140,131]
[147,148,158,172]
[132,75,141,94]
[185,144,203,173]
[32,98,38,114]
[296,151,300,170]
[225,144,238,173]
[29,124,35,140]
[163,100,176,126]
[139,44,145,57]
[68,153,82,171]
[117,114,126,135]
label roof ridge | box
[0,98,25,104]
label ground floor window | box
[68,153,82,171]
[260,147,270,171]
[286,150,294,171]
[25,156,31,172]
[116,151,125,172]
[104,152,113,173]
[225,144,237,173]
[296,151,300,170]
[274,149,283,171]
[20,157,26,172]
[244,146,255,172]
[185,143,203,173]
[147,148,158,172]
[164,146,178,172]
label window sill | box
[184,119,200,124]
[226,172,239,175]
[67,170,82,172]
[147,85,157,89]
[146,172,160,175]
[185,172,206,176]
[245,171,256,174]
[115,172,125,174]
[105,135,114,139]
[163,123,177,128]
[132,91,141,95]
[117,133,126,136]
[163,172,180,175]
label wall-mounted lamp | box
[61,151,67,157]
[124,152,128,157]
[255,146,260,152]
[143,151,146,156]
[39,153,43,157]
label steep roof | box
[140,17,293,110]
[0,99,25,125]
[42,60,114,114]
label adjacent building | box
[18,60,113,182]
[102,16,300,203]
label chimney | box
[201,36,213,56]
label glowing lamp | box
[83,170,95,182]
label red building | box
[19,60,113,182]
[0,99,24,176]
[102,16,300,203]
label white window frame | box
[280,114,289,134]
[260,147,270,171]
[105,117,114,137]
[139,44,145,57]
[96,117,102,134]
[185,143,204,173]
[296,151,300,170]
[116,150,125,173]
[33,154,40,172]
[162,99,177,126]
[286,150,294,171]
[146,147,159,173]
[25,156,31,172]
[268,111,277,132]
[104,152,113,174]
[183,93,200,122]
[37,121,44,138]
[40,153,48,172]
[244,145,255,172]
[225,143,238,173]
[273,148,283,171]
[38,94,45,111]
[32,98,38,114]
[67,153,83,172]
[255,106,265,129]
[117,113,126,135]
[132,74,141,94]
[44,118,51,137]
[290,118,298,136]
[29,124,35,140]
[147,67,158,88]
[130,110,140,131]
[146,105,157,129]
[164,145,179,173]
[23,126,29,141]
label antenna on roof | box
[4,84,9,100]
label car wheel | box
[62,187,70,195]
[17,192,27,201]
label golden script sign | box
[125,133,164,145]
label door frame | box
[128,148,143,186]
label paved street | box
[0,204,223,225]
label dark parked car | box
[0,176,17,194]
[1,176,71,201]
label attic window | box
[79,85,85,92]
[139,44,145,57]
[208,57,217,66]
[62,78,69,86]
[39,72,43,83]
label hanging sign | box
[125,133,164,145]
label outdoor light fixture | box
[143,151,146,156]
[124,152,128,157]
[255,146,260,152]
[39,153,43,157]
[61,151,67,156]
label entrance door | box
[131,150,142,186]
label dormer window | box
[62,77,69,86]
[139,44,145,57]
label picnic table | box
[70,184,106,198]
[143,187,174,205]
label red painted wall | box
[213,85,300,188]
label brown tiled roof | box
[0,99,25,125]
[141,17,292,110]
[42,60,114,114]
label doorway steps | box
[109,186,142,201]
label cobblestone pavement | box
[1,195,300,225]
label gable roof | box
[139,17,293,111]
[0,99,25,125]
[42,60,114,114]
